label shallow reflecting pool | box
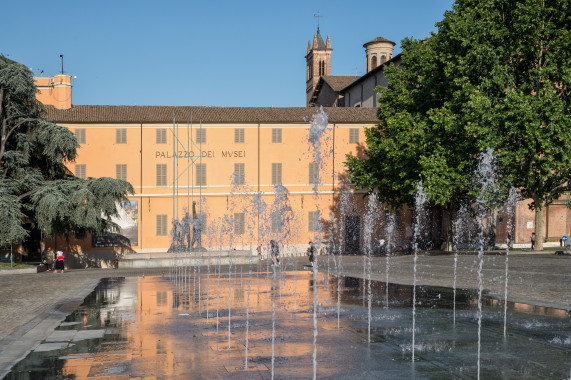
[6,270,571,379]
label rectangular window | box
[116,128,127,144]
[156,129,167,144]
[75,164,86,179]
[309,162,319,184]
[156,164,167,186]
[271,212,282,233]
[233,163,245,185]
[196,163,206,186]
[308,211,320,232]
[234,128,245,144]
[116,164,127,181]
[195,128,206,144]
[234,213,245,235]
[271,163,282,185]
[349,128,359,144]
[75,128,86,144]
[156,214,168,236]
[272,128,282,143]
[395,210,401,229]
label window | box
[156,214,168,236]
[156,291,167,306]
[233,163,245,185]
[319,60,325,76]
[309,162,319,184]
[380,55,387,64]
[195,128,206,144]
[116,128,127,144]
[156,129,167,144]
[75,128,86,144]
[372,56,377,69]
[349,128,359,144]
[196,163,206,186]
[308,211,320,232]
[75,164,86,179]
[116,164,127,181]
[234,213,245,235]
[271,163,282,185]
[271,212,282,233]
[395,210,401,228]
[156,164,167,186]
[271,128,282,143]
[234,128,245,144]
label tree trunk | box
[534,203,544,251]
[447,214,454,252]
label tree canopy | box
[346,0,570,249]
[0,56,133,246]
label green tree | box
[346,0,570,250]
[0,56,133,253]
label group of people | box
[256,240,317,268]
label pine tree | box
[0,56,133,250]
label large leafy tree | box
[0,56,133,252]
[346,0,570,250]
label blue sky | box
[3,0,454,107]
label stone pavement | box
[0,252,570,378]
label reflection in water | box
[6,272,571,379]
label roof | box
[315,27,326,49]
[44,105,379,124]
[363,36,396,47]
[321,76,361,92]
[340,53,402,93]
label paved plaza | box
[0,251,569,378]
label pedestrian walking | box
[270,240,280,266]
[307,241,316,267]
[53,251,65,274]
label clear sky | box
[3,0,454,107]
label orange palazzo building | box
[36,77,402,261]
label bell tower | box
[305,28,332,106]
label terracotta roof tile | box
[321,76,361,92]
[44,105,379,124]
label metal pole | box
[173,112,176,232]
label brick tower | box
[305,28,332,106]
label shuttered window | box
[234,213,245,235]
[196,164,206,186]
[75,164,86,179]
[308,211,320,232]
[234,128,245,143]
[271,128,282,143]
[196,129,206,144]
[156,164,167,186]
[75,128,86,144]
[116,128,127,144]
[271,163,282,185]
[156,129,167,144]
[349,128,359,144]
[233,163,245,185]
[156,214,168,236]
[116,164,127,181]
